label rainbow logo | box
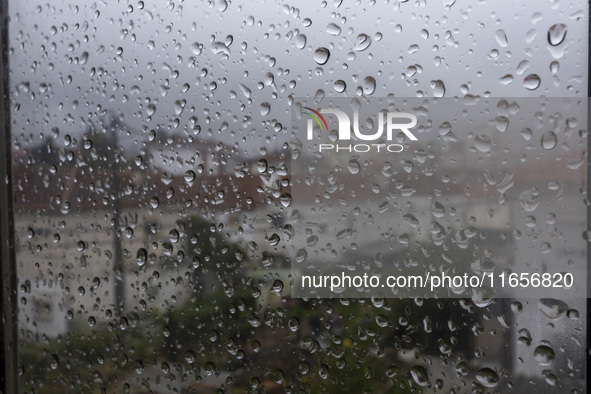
[302,107,328,131]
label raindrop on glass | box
[541,130,557,150]
[523,74,541,90]
[547,23,567,46]
[313,47,330,65]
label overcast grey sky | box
[8,0,588,157]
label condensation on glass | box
[9,0,587,392]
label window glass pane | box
[10,1,587,392]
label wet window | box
[3,1,588,393]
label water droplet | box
[474,134,491,152]
[523,74,541,90]
[260,102,271,116]
[476,368,499,387]
[334,80,346,93]
[146,103,156,116]
[347,159,360,174]
[511,61,528,76]
[548,23,567,46]
[539,298,568,319]
[518,187,540,211]
[326,23,341,36]
[280,193,292,207]
[375,314,390,327]
[534,345,555,365]
[169,229,180,243]
[288,316,300,331]
[362,76,376,95]
[385,365,398,378]
[499,74,513,85]
[191,42,202,55]
[543,371,558,386]
[238,83,251,98]
[77,50,89,65]
[136,248,147,267]
[150,196,160,209]
[494,29,508,47]
[268,233,280,246]
[431,80,445,97]
[271,279,284,294]
[353,34,371,51]
[403,214,419,228]
[257,159,268,173]
[519,127,532,140]
[495,116,509,133]
[541,131,557,150]
[161,172,174,185]
[313,47,330,65]
[410,366,429,386]
[525,28,537,43]
[184,350,196,364]
[403,160,414,173]
[212,42,230,57]
[166,187,174,199]
[314,89,325,104]
[217,0,228,12]
[455,361,468,376]
[184,170,196,184]
[295,34,307,49]
[174,100,185,115]
[432,202,445,218]
[511,301,523,314]
[295,248,307,263]
[50,354,59,370]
